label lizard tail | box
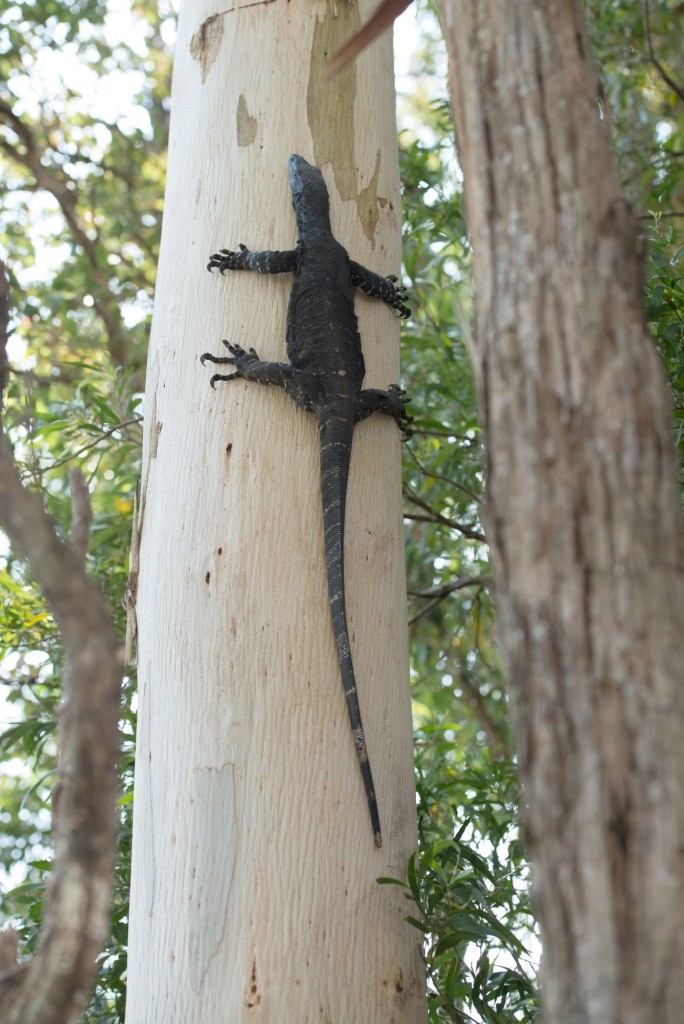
[318,409,382,848]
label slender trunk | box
[125,1,425,1020]
[440,2,684,1022]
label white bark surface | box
[125,2,425,1022]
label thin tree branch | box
[457,665,509,756]
[327,0,412,76]
[408,575,493,601]
[406,445,482,504]
[4,365,81,387]
[44,417,143,472]
[643,0,684,101]
[405,490,487,542]
[638,210,684,220]
[408,575,491,627]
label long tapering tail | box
[318,406,382,848]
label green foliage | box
[409,743,537,1022]
[584,0,684,475]
[0,1,681,1022]
[0,0,170,383]
[645,224,684,470]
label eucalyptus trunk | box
[125,1,425,1021]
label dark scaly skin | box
[201,154,412,848]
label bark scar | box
[189,15,224,83]
[190,3,279,82]
[246,957,260,1008]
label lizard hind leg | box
[200,342,321,411]
[356,386,414,440]
[200,342,248,388]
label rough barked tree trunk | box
[440,2,684,1022]
[125,1,425,1021]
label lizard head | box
[288,154,331,235]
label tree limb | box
[404,489,486,542]
[643,0,684,102]
[0,261,123,1024]
[327,0,412,76]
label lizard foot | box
[220,341,261,364]
[207,243,251,273]
[384,277,411,319]
[200,342,262,388]
[388,384,414,440]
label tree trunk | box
[125,1,425,1022]
[439,2,684,1022]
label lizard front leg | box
[349,260,411,319]
[208,244,298,275]
[356,385,413,440]
[200,342,321,411]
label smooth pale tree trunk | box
[440,2,684,1022]
[125,1,425,1022]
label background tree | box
[438,0,684,1021]
[0,0,681,1021]
[0,264,122,1021]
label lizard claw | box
[383,383,414,440]
[218,340,261,362]
[383,276,411,318]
